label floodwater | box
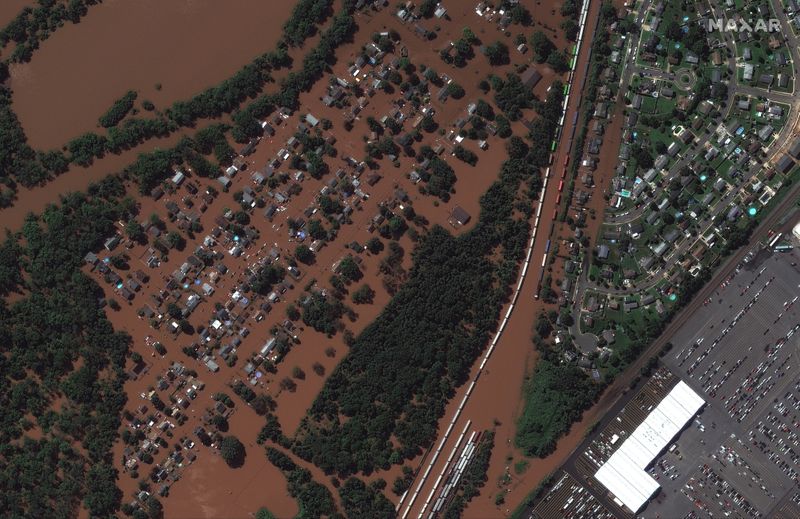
[464,0,613,514]
[0,132,182,233]
[9,0,297,150]
[395,0,610,516]
[0,0,318,234]
[11,0,616,515]
[97,2,524,508]
[0,1,28,29]
[103,228,303,518]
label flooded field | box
[9,0,297,150]
[0,1,29,28]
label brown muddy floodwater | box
[0,1,29,28]
[9,0,296,150]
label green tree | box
[255,508,276,519]
[295,244,314,264]
[125,221,145,242]
[351,284,375,304]
[483,41,509,65]
[166,231,185,250]
[366,237,383,254]
[220,436,245,467]
[530,31,555,62]
[338,256,361,281]
[446,82,465,99]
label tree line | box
[0,176,138,517]
[99,90,138,128]
[0,0,99,63]
[0,0,350,204]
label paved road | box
[570,0,800,357]
[526,153,800,519]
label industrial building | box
[593,380,705,513]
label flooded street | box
[9,0,296,150]
[1,0,631,515]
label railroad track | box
[589,170,800,421]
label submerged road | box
[397,0,604,517]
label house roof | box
[451,206,471,225]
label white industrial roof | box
[594,380,704,513]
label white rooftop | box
[594,380,705,513]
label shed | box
[451,206,471,226]
[520,67,542,89]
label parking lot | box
[533,248,800,518]
[646,248,800,517]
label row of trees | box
[229,6,357,143]
[163,1,341,126]
[282,0,334,47]
[0,86,58,194]
[99,90,138,128]
[0,0,98,63]
[266,448,338,518]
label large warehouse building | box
[593,380,705,513]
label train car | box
[545,240,551,253]
[558,180,564,192]
[552,209,558,220]
[564,156,569,167]
[556,193,561,204]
